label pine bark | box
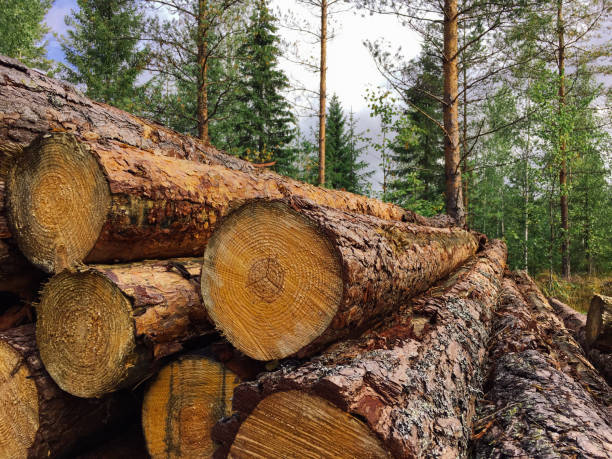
[443,0,465,226]
[0,325,139,459]
[0,55,445,229]
[472,274,612,458]
[202,198,482,360]
[549,297,612,385]
[212,240,507,458]
[37,258,215,397]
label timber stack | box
[0,55,610,458]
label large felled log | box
[7,134,452,274]
[201,199,480,361]
[586,294,612,352]
[212,241,507,458]
[550,297,612,385]
[472,276,612,458]
[0,325,139,458]
[36,258,215,398]
[142,351,243,459]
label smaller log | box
[586,294,612,351]
[213,241,507,458]
[0,325,138,458]
[36,258,214,398]
[549,297,612,385]
[472,276,612,458]
[142,350,246,458]
[202,199,479,361]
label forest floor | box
[536,272,612,313]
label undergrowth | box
[535,272,612,313]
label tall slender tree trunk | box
[461,54,469,229]
[197,0,210,142]
[443,0,465,226]
[318,0,327,186]
[557,0,570,278]
[524,102,531,271]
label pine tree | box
[230,0,296,176]
[0,0,53,70]
[61,0,148,112]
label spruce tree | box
[0,0,53,70]
[61,0,148,112]
[231,0,296,176]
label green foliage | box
[60,0,148,112]
[325,95,372,194]
[227,0,296,176]
[0,0,53,70]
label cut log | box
[36,258,214,398]
[550,297,612,385]
[7,133,454,274]
[472,276,612,458]
[586,294,612,352]
[0,325,138,458]
[142,351,242,458]
[201,199,480,361]
[212,240,507,458]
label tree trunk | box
[472,276,612,458]
[318,0,327,186]
[549,297,612,385]
[443,0,465,226]
[0,325,139,458]
[142,347,261,459]
[197,0,210,143]
[36,258,215,398]
[586,294,612,352]
[202,198,482,361]
[212,240,507,458]
[557,0,570,278]
[8,133,449,274]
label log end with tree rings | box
[201,201,343,361]
[7,133,110,273]
[0,339,38,459]
[142,354,240,459]
[36,270,137,398]
[229,391,389,459]
[586,294,612,351]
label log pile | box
[1,57,611,458]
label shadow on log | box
[472,274,612,458]
[213,240,506,458]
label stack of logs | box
[1,55,610,458]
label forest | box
[2,0,610,280]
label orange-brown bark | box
[213,241,507,458]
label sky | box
[42,0,422,189]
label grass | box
[535,272,612,314]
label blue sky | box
[44,0,75,63]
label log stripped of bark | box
[586,294,612,352]
[36,258,214,398]
[550,297,612,385]
[472,276,612,458]
[202,199,480,361]
[142,352,241,458]
[0,325,137,458]
[213,241,506,458]
[7,134,451,275]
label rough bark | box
[36,258,216,398]
[0,54,446,232]
[586,294,612,352]
[8,133,455,275]
[202,199,482,361]
[549,296,612,385]
[443,0,465,226]
[472,275,612,458]
[212,240,507,458]
[0,325,139,459]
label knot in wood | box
[247,257,285,303]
